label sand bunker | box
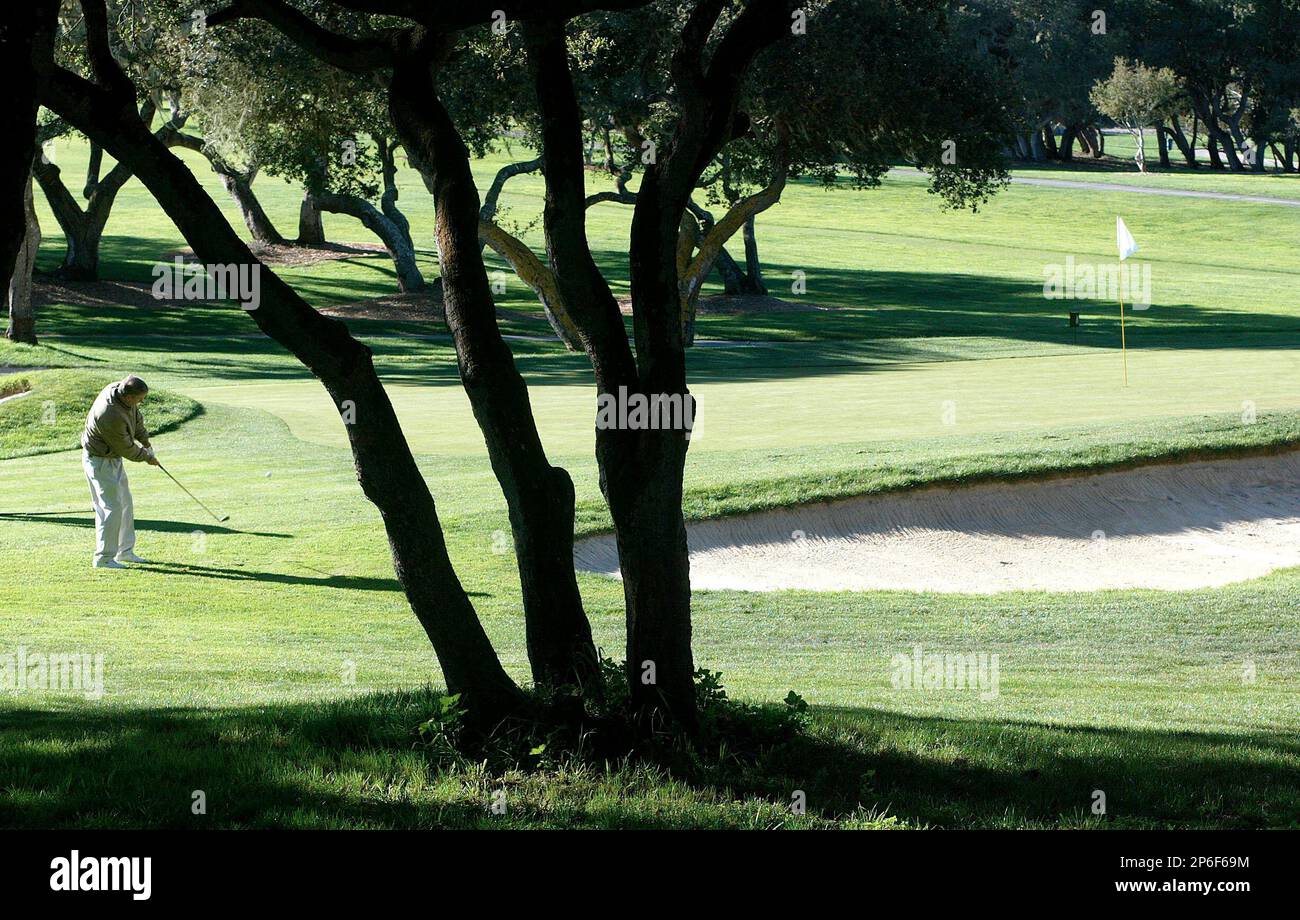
[573,451,1300,593]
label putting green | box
[184,345,1300,459]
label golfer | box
[81,375,158,569]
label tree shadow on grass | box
[0,512,290,538]
[132,560,407,593]
[123,560,490,596]
[29,263,1300,388]
[1,692,1295,829]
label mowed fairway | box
[2,141,1298,828]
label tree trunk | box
[715,245,751,294]
[679,164,787,341]
[1059,125,1078,161]
[1207,99,1243,170]
[1206,131,1225,169]
[1267,142,1286,173]
[44,59,524,730]
[1078,126,1104,158]
[742,216,766,294]
[1029,130,1046,161]
[602,426,695,729]
[1040,124,1059,159]
[32,155,115,279]
[0,1,54,312]
[1167,116,1196,167]
[378,138,415,253]
[518,9,792,730]
[479,218,584,350]
[315,191,425,293]
[1250,136,1267,173]
[1132,127,1146,172]
[5,175,39,344]
[1156,126,1171,168]
[221,170,286,245]
[389,46,598,689]
[157,124,288,246]
[297,191,325,244]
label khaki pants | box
[83,451,136,564]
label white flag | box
[1116,216,1138,261]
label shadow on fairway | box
[32,261,1300,388]
[127,560,491,596]
[0,512,290,538]
[135,560,405,592]
[1,692,1295,829]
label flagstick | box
[1118,286,1128,387]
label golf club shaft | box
[156,462,227,523]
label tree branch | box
[208,0,399,72]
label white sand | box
[573,451,1300,593]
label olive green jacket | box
[82,382,153,462]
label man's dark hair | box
[121,375,149,396]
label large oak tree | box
[28,0,1010,733]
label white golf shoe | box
[115,551,148,564]
[94,558,128,569]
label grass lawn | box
[2,139,1298,829]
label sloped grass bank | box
[0,369,201,460]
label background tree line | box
[963,0,1300,172]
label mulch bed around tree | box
[34,278,163,310]
[169,240,390,267]
[318,291,445,322]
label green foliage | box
[569,0,1012,211]
[1090,58,1182,130]
[415,693,467,763]
[172,1,388,199]
[406,660,815,788]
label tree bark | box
[478,217,583,349]
[522,4,798,729]
[470,157,590,349]
[388,41,598,689]
[1040,123,1059,159]
[1167,116,1197,167]
[297,191,326,244]
[377,137,414,252]
[1059,125,1078,161]
[315,191,425,292]
[1029,129,1046,161]
[1,3,56,298]
[225,170,285,244]
[159,125,288,246]
[31,102,161,280]
[1156,126,1172,168]
[679,162,787,342]
[715,245,754,294]
[742,215,766,293]
[5,175,40,344]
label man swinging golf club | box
[81,375,157,569]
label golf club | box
[156,461,229,523]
